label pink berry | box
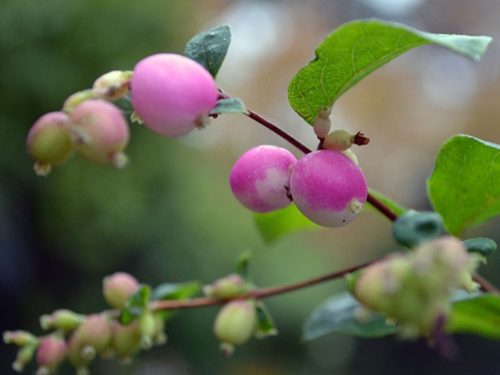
[27,112,74,166]
[36,336,67,371]
[130,53,218,137]
[290,150,368,227]
[103,272,139,309]
[229,145,297,213]
[70,100,129,166]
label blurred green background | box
[1,0,499,374]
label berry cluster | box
[4,273,166,375]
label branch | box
[151,258,377,311]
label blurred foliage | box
[1,0,499,374]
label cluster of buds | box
[4,272,166,374]
[354,236,481,338]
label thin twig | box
[151,259,377,311]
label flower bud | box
[13,344,36,372]
[102,272,140,309]
[26,112,74,176]
[112,321,142,361]
[139,311,156,349]
[323,129,355,151]
[62,90,94,114]
[204,274,249,299]
[313,107,332,139]
[70,99,129,167]
[40,309,85,332]
[213,300,257,353]
[92,71,132,101]
[4,330,38,347]
[36,336,67,374]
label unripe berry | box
[102,272,140,309]
[13,344,36,372]
[312,107,332,139]
[213,300,257,351]
[289,150,368,227]
[70,100,129,167]
[72,314,112,354]
[139,311,156,349]
[130,53,218,137]
[92,70,132,101]
[26,112,74,175]
[230,145,297,213]
[36,336,67,374]
[112,321,142,360]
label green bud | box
[92,70,132,101]
[4,330,38,347]
[213,300,257,352]
[204,274,249,299]
[40,309,85,332]
[323,129,355,151]
[13,344,36,372]
[139,311,156,349]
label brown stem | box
[151,259,377,311]
[472,273,500,294]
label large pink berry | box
[290,150,368,227]
[70,99,129,166]
[229,145,297,213]
[130,53,218,137]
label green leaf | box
[303,292,397,341]
[119,284,152,325]
[152,281,201,301]
[392,210,446,248]
[254,204,319,244]
[427,135,500,235]
[254,302,278,339]
[447,294,500,340]
[366,188,406,216]
[184,24,231,77]
[463,237,497,257]
[288,19,492,124]
[235,250,252,279]
[210,98,247,115]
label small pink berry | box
[130,53,218,137]
[70,99,129,167]
[230,145,297,213]
[36,336,67,372]
[102,272,139,309]
[290,150,368,227]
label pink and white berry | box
[130,53,218,137]
[229,145,297,213]
[290,150,368,227]
[70,99,129,166]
